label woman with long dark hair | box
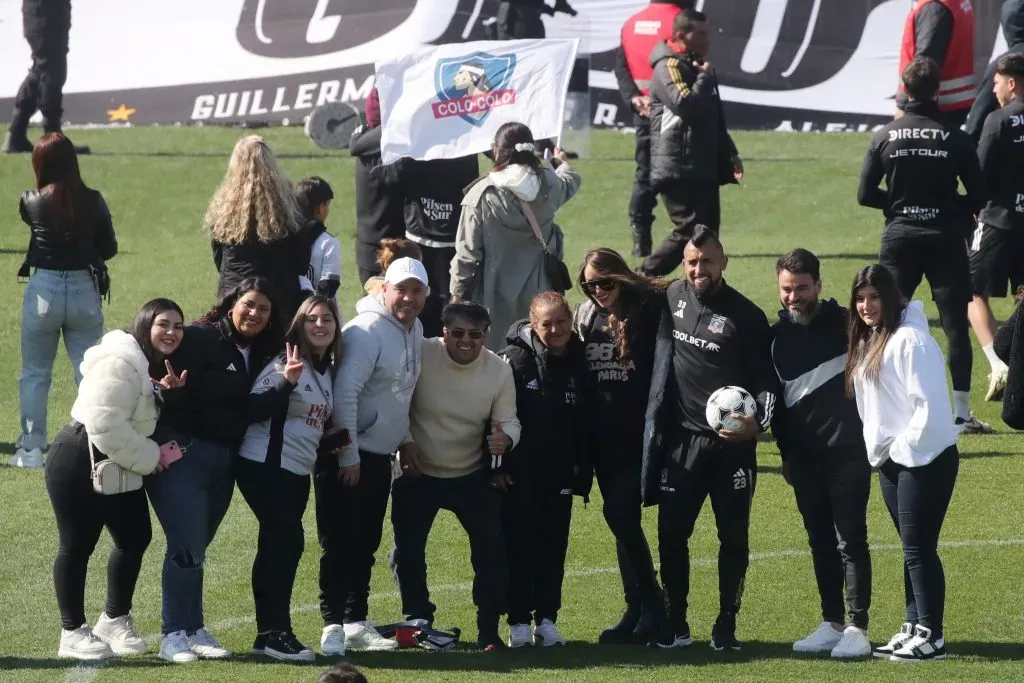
[572,247,667,644]
[845,264,959,663]
[15,132,117,468]
[147,277,285,664]
[45,298,185,660]
[450,121,581,349]
[238,295,344,662]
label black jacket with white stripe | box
[769,299,867,462]
[642,279,778,503]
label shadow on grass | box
[959,450,1019,459]
[730,253,880,260]
[951,641,1024,660]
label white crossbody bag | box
[89,440,143,495]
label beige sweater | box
[407,338,521,478]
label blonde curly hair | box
[203,135,301,245]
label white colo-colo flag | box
[375,39,579,164]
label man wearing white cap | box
[315,257,428,656]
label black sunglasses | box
[447,328,486,340]
[582,279,617,294]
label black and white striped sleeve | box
[744,308,780,432]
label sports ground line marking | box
[61,537,1024,682]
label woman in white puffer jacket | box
[44,298,187,662]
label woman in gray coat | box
[450,122,581,349]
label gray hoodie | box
[333,294,423,464]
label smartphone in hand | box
[159,440,184,467]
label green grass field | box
[0,128,1022,682]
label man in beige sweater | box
[389,302,521,651]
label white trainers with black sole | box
[889,625,947,662]
[533,619,566,647]
[874,622,914,659]
[508,623,532,648]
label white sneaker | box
[508,623,532,648]
[343,621,398,651]
[321,624,347,656]
[93,613,147,655]
[533,619,566,647]
[58,625,114,661]
[831,625,871,658]
[159,630,198,663]
[890,625,947,662]
[12,447,43,468]
[792,622,843,653]
[955,414,994,434]
[874,622,915,658]
[189,627,231,659]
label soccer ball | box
[705,386,757,431]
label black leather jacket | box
[19,188,117,273]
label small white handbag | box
[89,440,143,495]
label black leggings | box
[44,422,152,631]
[878,446,959,640]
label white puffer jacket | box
[70,330,160,475]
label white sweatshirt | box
[853,300,957,468]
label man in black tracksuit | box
[965,0,1024,142]
[770,249,873,657]
[498,310,590,645]
[375,155,480,337]
[4,0,89,154]
[858,56,990,433]
[350,89,405,285]
[641,9,742,277]
[643,226,778,651]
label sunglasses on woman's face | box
[582,279,617,294]
[447,328,486,340]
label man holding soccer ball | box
[642,225,778,651]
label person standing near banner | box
[3,0,89,155]
[964,0,1024,141]
[896,0,976,129]
[639,8,743,278]
[614,0,691,258]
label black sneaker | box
[1,132,33,154]
[264,630,314,662]
[633,594,666,643]
[252,632,268,654]
[599,602,641,644]
[710,612,741,652]
[648,622,692,649]
[889,625,947,662]
[477,634,507,652]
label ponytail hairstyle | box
[490,122,542,173]
[577,247,667,363]
[844,264,907,395]
[376,238,423,273]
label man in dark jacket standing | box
[965,0,1024,141]
[643,226,777,652]
[3,0,88,154]
[640,8,742,277]
[770,249,873,659]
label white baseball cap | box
[384,257,429,286]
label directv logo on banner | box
[376,39,579,164]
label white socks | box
[982,343,1008,372]
[953,391,971,421]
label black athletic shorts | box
[968,222,1024,298]
[879,230,971,304]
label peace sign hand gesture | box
[283,343,304,385]
[152,360,188,391]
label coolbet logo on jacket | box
[432,53,517,127]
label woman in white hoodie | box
[450,122,581,349]
[44,298,186,661]
[845,265,959,663]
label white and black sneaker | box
[252,633,268,654]
[264,630,314,663]
[889,625,946,662]
[874,622,914,659]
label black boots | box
[599,601,640,644]
[599,590,666,645]
[631,223,652,257]
[2,130,33,154]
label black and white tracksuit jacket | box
[769,299,867,463]
[641,279,778,503]
[977,96,1024,232]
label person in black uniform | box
[643,225,778,652]
[968,53,1024,402]
[3,0,89,155]
[498,292,589,648]
[770,249,873,659]
[857,56,991,434]
[964,0,1024,142]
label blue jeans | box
[145,428,234,635]
[19,269,103,451]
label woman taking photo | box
[845,264,959,663]
[205,135,308,322]
[45,299,185,660]
[238,295,343,662]
[450,121,581,350]
[573,248,666,644]
[16,132,117,468]
[148,277,284,664]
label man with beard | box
[769,249,873,659]
[643,225,777,651]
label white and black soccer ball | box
[705,386,757,431]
